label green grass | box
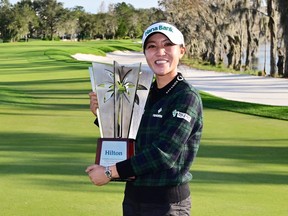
[0,40,287,216]
[181,56,263,76]
[201,92,288,121]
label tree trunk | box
[245,17,251,69]
[267,0,277,77]
[284,36,288,78]
[277,0,288,78]
[277,49,284,76]
[269,31,277,76]
[283,22,288,78]
[211,30,218,66]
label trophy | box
[89,61,153,171]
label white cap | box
[142,22,185,48]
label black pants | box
[122,196,191,216]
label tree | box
[158,0,204,59]
[56,8,78,40]
[77,13,94,40]
[12,1,38,41]
[0,0,13,42]
[113,2,135,38]
[227,0,261,71]
[98,1,106,13]
[2,0,164,43]
[159,0,284,76]
[277,0,288,77]
[137,7,165,32]
[33,0,64,40]
[91,12,117,39]
[267,0,277,76]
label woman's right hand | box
[89,92,99,116]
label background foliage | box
[1,0,288,77]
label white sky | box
[9,0,159,13]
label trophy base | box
[95,138,135,181]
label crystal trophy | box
[89,61,153,174]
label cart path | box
[73,52,288,106]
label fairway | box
[0,41,287,216]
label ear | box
[179,46,186,58]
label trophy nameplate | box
[89,61,153,180]
[95,138,135,167]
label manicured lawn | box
[192,109,287,216]
[0,40,287,216]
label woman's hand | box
[85,164,110,186]
[85,164,120,186]
[89,92,99,116]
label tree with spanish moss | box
[276,0,288,77]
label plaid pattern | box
[131,78,203,186]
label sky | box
[9,0,159,13]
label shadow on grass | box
[0,61,89,73]
[198,142,288,165]
[0,49,90,76]
[26,177,125,193]
[0,132,95,176]
[192,170,288,185]
[0,132,94,154]
[0,96,88,111]
[0,130,126,192]
[1,132,287,185]
[0,77,89,87]
[0,78,91,110]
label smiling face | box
[144,33,186,87]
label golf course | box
[0,40,287,216]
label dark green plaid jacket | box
[130,75,203,186]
